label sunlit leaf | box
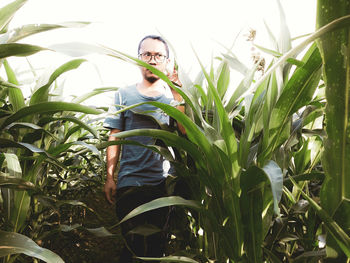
[30,59,87,105]
[0,230,64,262]
[0,102,102,129]
[0,0,27,33]
[3,153,21,178]
[119,196,200,224]
[71,86,119,104]
[0,43,45,59]
[7,21,90,43]
[3,59,25,112]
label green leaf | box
[253,14,350,94]
[286,58,305,67]
[225,61,258,112]
[71,86,119,104]
[259,43,322,163]
[0,174,37,191]
[0,230,64,262]
[49,41,113,57]
[3,153,21,178]
[0,102,102,129]
[73,141,101,157]
[7,21,90,43]
[254,43,282,57]
[194,51,239,178]
[276,0,292,54]
[0,79,21,89]
[11,190,30,232]
[137,256,199,263]
[5,122,57,139]
[119,196,200,224]
[216,60,230,99]
[0,0,27,33]
[261,160,283,215]
[128,224,162,236]
[240,167,265,263]
[30,59,86,105]
[0,139,66,171]
[59,224,115,237]
[38,116,99,139]
[0,138,50,155]
[0,43,45,59]
[289,176,350,257]
[3,59,25,111]
[222,53,249,75]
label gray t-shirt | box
[104,84,175,189]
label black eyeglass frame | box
[138,52,168,63]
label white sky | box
[2,0,316,105]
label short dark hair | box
[138,35,169,58]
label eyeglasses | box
[138,52,167,63]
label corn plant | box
[316,0,350,261]
[0,1,113,262]
[86,1,350,262]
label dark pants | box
[115,181,169,263]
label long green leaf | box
[240,167,265,263]
[0,230,64,262]
[0,79,20,89]
[194,51,239,178]
[3,59,25,112]
[119,196,200,224]
[3,153,21,178]
[259,43,322,164]
[217,60,230,99]
[7,22,90,43]
[71,86,119,104]
[30,59,86,105]
[0,43,45,59]
[3,153,29,233]
[59,224,115,237]
[0,102,102,129]
[105,129,203,165]
[11,190,30,233]
[261,160,283,215]
[222,53,249,75]
[38,116,99,139]
[137,256,199,263]
[0,0,27,33]
[0,174,36,191]
[5,122,57,139]
[253,14,350,92]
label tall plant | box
[317,0,350,260]
[0,1,110,262]
[86,4,324,261]
[92,2,350,262]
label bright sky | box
[3,0,316,105]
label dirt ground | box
[44,189,124,263]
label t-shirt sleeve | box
[103,91,124,130]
